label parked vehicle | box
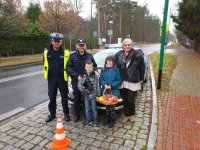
[68,48,149,110]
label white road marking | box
[0,71,43,83]
[0,107,25,122]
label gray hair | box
[122,38,134,48]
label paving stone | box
[100,142,110,149]
[0,125,12,132]
[83,137,94,145]
[138,133,148,139]
[7,137,20,145]
[91,140,102,147]
[104,136,115,143]
[25,134,35,141]
[0,143,5,149]
[1,145,14,150]
[86,145,98,150]
[19,126,29,132]
[95,134,106,141]
[127,130,138,135]
[118,128,127,133]
[136,138,146,147]
[21,142,34,150]
[30,136,43,144]
[76,143,88,150]
[134,121,142,127]
[0,135,12,142]
[132,135,137,141]
[14,139,26,147]
[124,139,135,148]
[134,144,146,150]
[87,132,97,138]
[104,130,113,136]
[118,145,132,150]
[113,138,124,145]
[0,132,7,140]
[43,131,54,140]
[69,140,80,149]
[123,124,132,130]
[76,135,86,142]
[123,133,132,140]
[109,143,120,149]
[39,139,49,147]
[32,146,43,150]
[112,131,124,138]
[29,128,41,134]
[71,128,82,134]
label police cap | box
[50,33,63,41]
[77,39,85,45]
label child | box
[100,56,122,128]
[78,59,101,126]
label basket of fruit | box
[96,89,123,105]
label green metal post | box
[90,0,93,50]
[157,0,169,89]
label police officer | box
[67,39,97,122]
[43,33,70,123]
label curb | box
[147,63,158,150]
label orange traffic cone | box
[50,117,71,150]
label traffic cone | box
[50,117,71,150]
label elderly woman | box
[115,38,145,123]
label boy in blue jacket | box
[78,60,101,126]
[100,56,122,128]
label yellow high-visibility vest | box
[43,49,70,81]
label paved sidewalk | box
[0,74,153,149]
[155,47,200,150]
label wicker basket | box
[96,89,122,106]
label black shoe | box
[108,121,114,128]
[64,114,70,122]
[104,119,110,126]
[74,116,80,122]
[45,115,56,123]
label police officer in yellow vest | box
[43,33,70,123]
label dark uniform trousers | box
[48,75,69,116]
[71,79,82,117]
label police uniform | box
[66,39,97,122]
[43,33,70,123]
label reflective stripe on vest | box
[43,49,70,81]
[64,50,70,81]
[43,49,48,79]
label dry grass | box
[0,49,100,68]
[0,54,43,67]
[167,43,181,49]
[149,52,177,90]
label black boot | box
[109,120,114,128]
[45,114,56,123]
[64,114,70,122]
[104,117,110,126]
[74,115,80,122]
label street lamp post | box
[90,0,93,50]
[157,0,169,89]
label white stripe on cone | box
[55,133,65,140]
[57,122,63,129]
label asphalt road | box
[0,44,160,118]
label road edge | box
[147,62,158,150]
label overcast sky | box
[21,0,180,31]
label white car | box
[68,48,148,110]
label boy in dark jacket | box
[78,60,101,126]
[100,56,122,128]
